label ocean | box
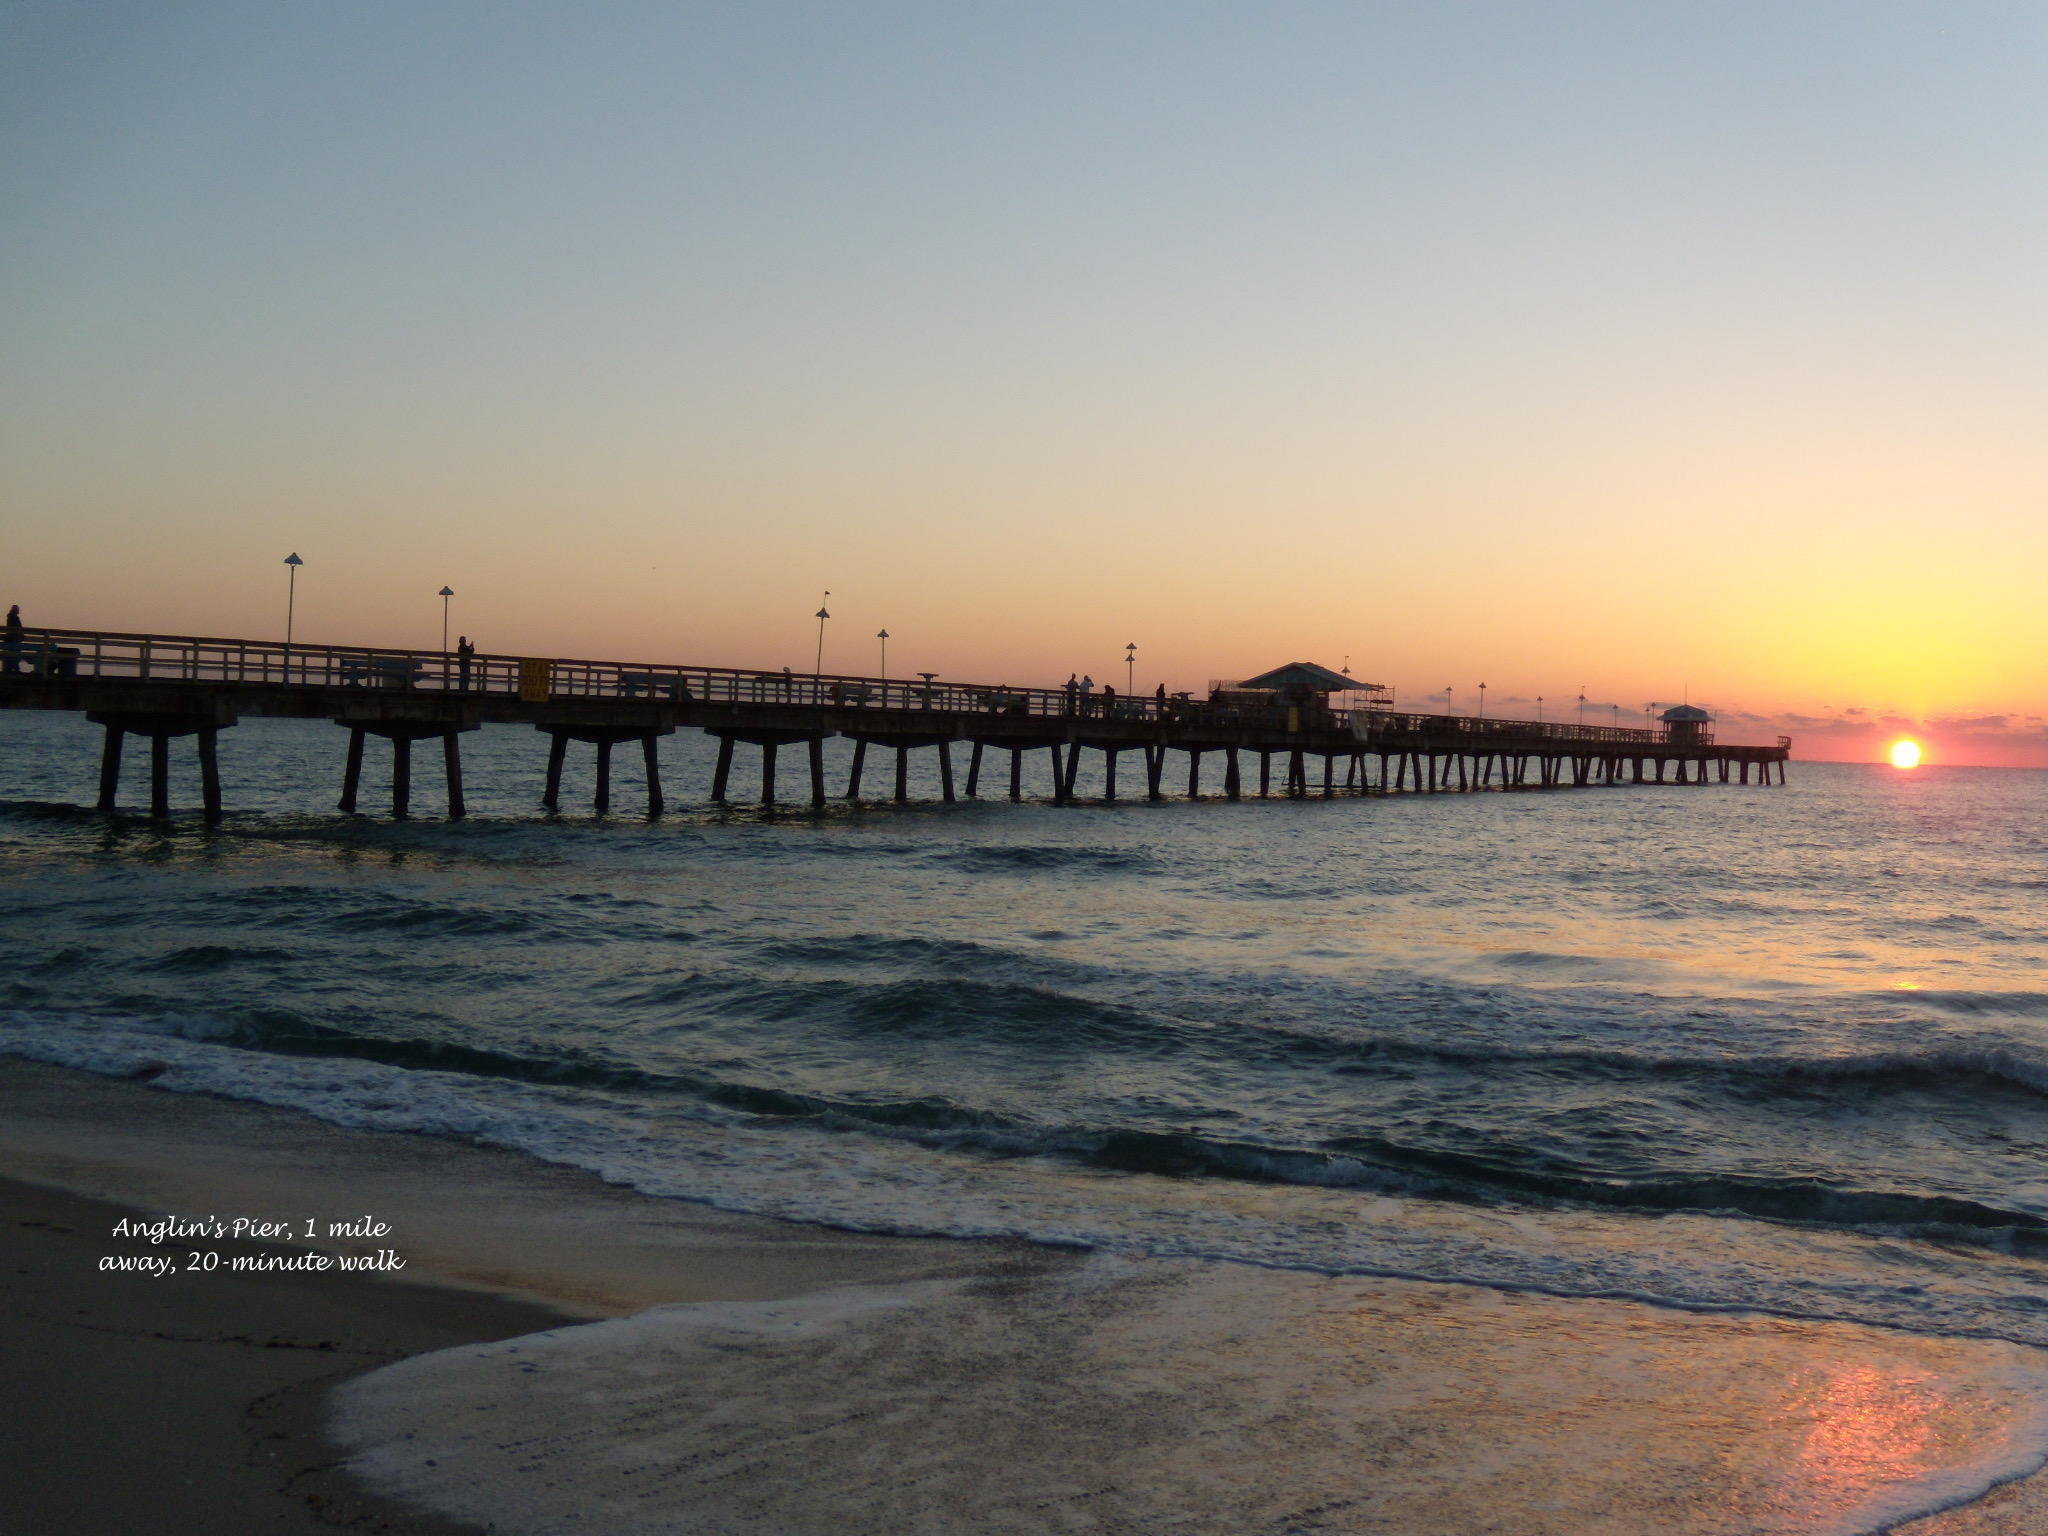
[5,709,2048,1352]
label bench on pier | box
[339,657,419,690]
[983,691,1030,715]
[0,642,80,678]
[619,672,693,700]
[825,683,873,705]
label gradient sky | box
[6,2,2045,764]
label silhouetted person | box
[1101,684,1116,717]
[1063,674,1078,715]
[456,636,474,691]
[1079,675,1094,715]
[2,605,21,674]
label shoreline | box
[10,1056,2048,1535]
[3,1172,555,1536]
[0,1056,1071,1534]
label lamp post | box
[876,629,889,677]
[814,591,830,674]
[1536,695,1544,722]
[1445,685,1453,717]
[439,587,454,652]
[1125,642,1136,693]
[283,553,303,644]
[1577,685,1586,728]
[1478,681,1486,719]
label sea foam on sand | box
[333,1254,2048,1536]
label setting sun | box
[1890,740,1922,769]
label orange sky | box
[5,7,2046,767]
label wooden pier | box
[0,627,1790,819]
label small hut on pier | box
[1210,662,1387,726]
[1659,704,1713,747]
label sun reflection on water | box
[1780,1363,1943,1519]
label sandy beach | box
[0,1056,1067,1535]
[8,1055,2048,1535]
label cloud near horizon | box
[1750,707,2048,768]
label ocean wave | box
[203,883,566,941]
[1491,950,1612,971]
[15,1015,2048,1357]
[42,997,2045,1253]
[744,932,1080,980]
[1901,990,2048,1019]
[0,799,107,824]
[948,845,1160,874]
[137,943,297,974]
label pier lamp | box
[876,629,889,677]
[1578,686,1587,728]
[283,553,303,644]
[1125,642,1136,693]
[814,591,831,674]
[1478,682,1486,719]
[439,587,454,652]
[1445,685,1452,716]
[1536,695,1544,722]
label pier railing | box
[6,627,1691,746]
[1350,709,1667,746]
[7,627,1191,721]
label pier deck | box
[1,627,1790,818]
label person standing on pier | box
[1080,675,1094,715]
[1064,674,1079,715]
[456,636,474,692]
[2,605,22,673]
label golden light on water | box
[1890,740,1922,769]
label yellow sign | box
[518,659,552,703]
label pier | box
[0,627,1790,819]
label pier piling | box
[96,727,123,811]
[87,708,238,821]
[540,724,671,815]
[710,735,733,803]
[336,721,475,819]
[393,736,413,817]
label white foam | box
[332,1255,2048,1536]
[13,1010,2048,1354]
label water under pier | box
[1,627,1790,819]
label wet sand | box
[2,1172,555,1536]
[0,1057,1060,1535]
[7,1056,2048,1535]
